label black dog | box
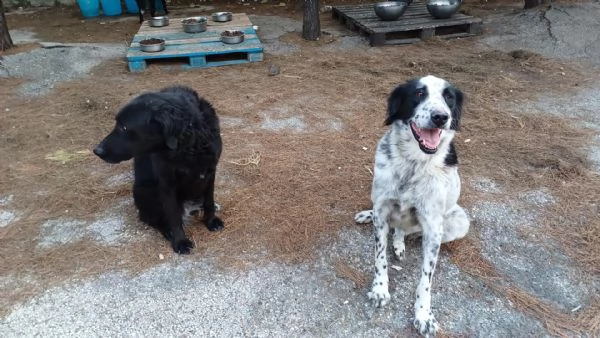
[136,0,168,23]
[94,86,224,254]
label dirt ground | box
[1,1,599,337]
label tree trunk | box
[302,0,320,41]
[524,0,548,9]
[0,0,14,51]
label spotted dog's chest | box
[372,160,448,208]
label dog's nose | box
[93,146,106,158]
[431,112,449,127]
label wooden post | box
[0,0,14,51]
[302,0,321,41]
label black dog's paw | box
[205,217,224,232]
[172,238,194,254]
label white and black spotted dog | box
[354,75,470,337]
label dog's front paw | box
[354,210,373,224]
[413,311,439,337]
[172,238,194,254]
[367,284,390,307]
[205,217,224,232]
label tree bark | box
[524,0,548,9]
[0,0,14,51]
[302,0,320,41]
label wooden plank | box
[126,39,263,59]
[367,17,481,33]
[131,33,258,47]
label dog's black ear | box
[150,104,181,151]
[450,87,464,131]
[385,83,412,126]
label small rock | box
[279,2,286,6]
[159,253,164,260]
[268,64,280,76]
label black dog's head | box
[385,75,464,154]
[93,93,184,164]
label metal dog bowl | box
[374,1,408,21]
[426,0,462,19]
[149,16,169,27]
[212,11,233,22]
[221,30,244,44]
[139,38,165,52]
[181,17,207,33]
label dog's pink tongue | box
[421,129,441,149]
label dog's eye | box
[416,89,425,97]
[444,94,453,101]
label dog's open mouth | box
[410,122,442,154]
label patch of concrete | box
[105,171,133,187]
[7,29,39,44]
[1,225,548,337]
[219,116,245,128]
[87,214,128,244]
[480,3,600,65]
[38,210,133,248]
[321,36,371,52]
[0,43,125,97]
[0,195,14,206]
[38,218,88,248]
[470,177,501,193]
[0,211,18,228]
[250,15,302,40]
[517,189,555,207]
[261,114,306,132]
[250,15,301,55]
[470,201,593,312]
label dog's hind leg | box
[183,200,221,217]
[392,225,419,260]
[354,209,373,224]
[442,205,470,243]
[201,174,224,232]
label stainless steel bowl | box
[181,17,207,33]
[212,11,233,22]
[374,1,408,21]
[149,16,169,27]
[221,30,244,44]
[139,38,165,53]
[426,0,462,19]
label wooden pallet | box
[126,13,263,72]
[331,2,482,46]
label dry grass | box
[333,259,368,290]
[0,6,599,334]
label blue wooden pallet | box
[126,13,264,72]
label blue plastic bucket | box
[100,0,122,16]
[77,0,100,18]
[124,0,139,14]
